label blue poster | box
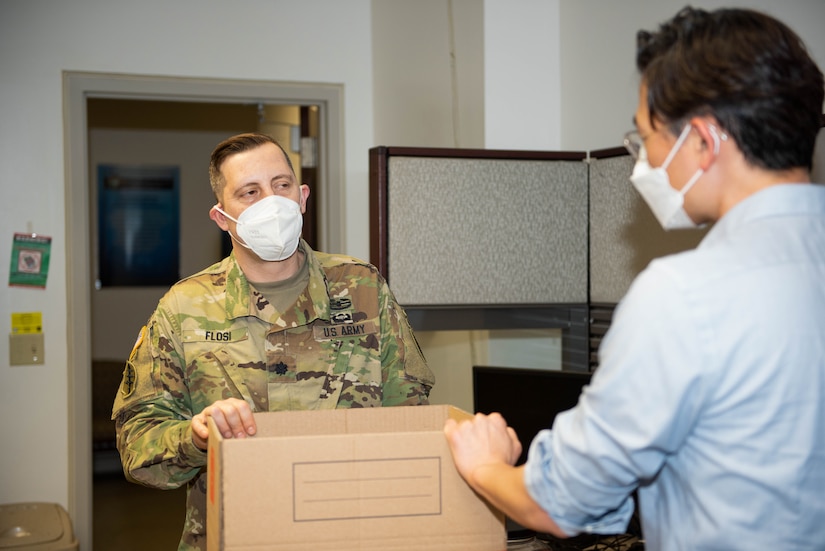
[98,164,180,287]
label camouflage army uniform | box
[112,240,434,551]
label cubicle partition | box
[587,147,708,367]
[369,146,591,371]
[589,147,708,303]
[367,142,752,372]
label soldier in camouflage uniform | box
[112,133,434,551]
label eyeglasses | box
[623,130,645,160]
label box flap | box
[252,404,471,438]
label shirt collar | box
[701,183,825,249]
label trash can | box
[0,502,79,551]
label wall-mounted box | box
[9,333,45,366]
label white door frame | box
[63,71,344,550]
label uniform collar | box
[224,239,332,324]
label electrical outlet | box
[9,333,45,365]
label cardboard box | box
[207,405,506,551]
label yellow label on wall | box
[11,312,42,334]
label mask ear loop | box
[679,125,729,198]
[661,124,694,170]
[210,205,252,251]
[211,204,239,224]
[708,125,728,155]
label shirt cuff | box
[524,429,635,536]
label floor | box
[92,361,188,550]
[93,452,187,550]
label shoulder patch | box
[120,362,137,398]
[129,326,147,361]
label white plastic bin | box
[0,503,79,551]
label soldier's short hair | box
[209,132,296,202]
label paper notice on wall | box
[9,233,52,288]
[11,312,43,334]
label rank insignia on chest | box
[273,361,289,375]
[266,354,297,382]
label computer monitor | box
[472,366,592,466]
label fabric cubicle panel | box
[588,148,708,304]
[380,153,589,306]
[589,117,825,305]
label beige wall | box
[1,3,374,549]
[559,0,825,150]
[372,0,485,148]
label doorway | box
[64,71,344,550]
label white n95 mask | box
[630,124,720,230]
[213,195,303,261]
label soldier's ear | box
[299,185,310,214]
[210,205,230,231]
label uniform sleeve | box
[111,304,206,489]
[377,281,435,406]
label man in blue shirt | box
[445,7,825,550]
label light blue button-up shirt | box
[525,183,825,550]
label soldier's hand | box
[191,397,256,451]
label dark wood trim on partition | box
[369,146,390,276]
[376,145,587,161]
[589,146,629,160]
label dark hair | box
[636,6,824,171]
[209,132,296,201]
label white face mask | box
[213,195,303,261]
[630,124,720,230]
